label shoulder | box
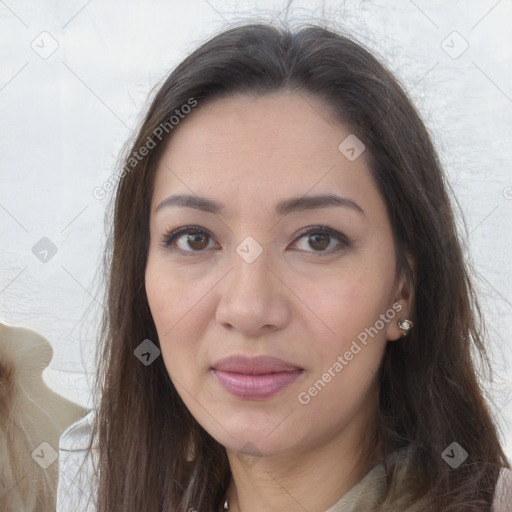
[493,466,512,512]
[56,409,98,512]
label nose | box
[215,245,291,336]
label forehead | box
[151,93,381,219]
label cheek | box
[145,263,207,376]
[309,270,391,346]
[145,268,179,336]
[297,277,388,412]
[145,254,212,332]
[299,267,392,393]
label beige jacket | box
[56,417,512,512]
[325,444,512,512]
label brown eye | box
[160,225,350,257]
[292,226,350,256]
[160,226,216,253]
[307,233,331,251]
[186,232,210,250]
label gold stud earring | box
[397,319,413,333]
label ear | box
[387,254,414,342]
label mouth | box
[211,355,305,399]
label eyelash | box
[158,225,351,257]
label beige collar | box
[324,446,407,512]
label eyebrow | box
[155,193,365,217]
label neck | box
[223,421,381,512]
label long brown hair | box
[88,22,510,511]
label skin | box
[145,92,412,512]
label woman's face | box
[145,93,409,458]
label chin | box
[199,408,303,456]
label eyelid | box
[293,225,351,249]
[159,225,216,253]
[159,224,350,255]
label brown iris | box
[187,232,209,250]
[308,233,330,251]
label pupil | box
[188,233,207,250]
[310,233,329,250]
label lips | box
[211,355,304,399]
[212,355,302,374]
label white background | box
[1,0,511,458]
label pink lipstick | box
[211,355,304,399]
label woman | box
[62,22,511,511]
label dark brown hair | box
[88,22,510,511]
